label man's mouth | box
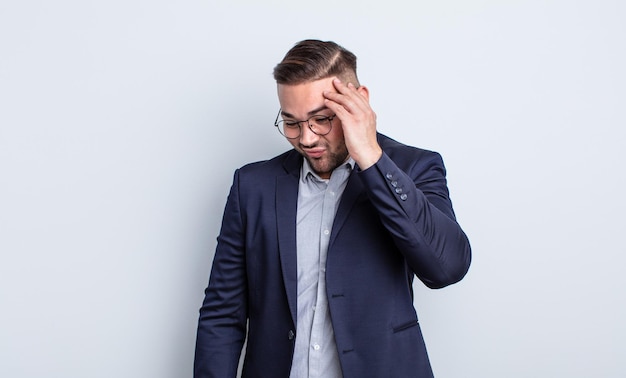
[303,148,325,159]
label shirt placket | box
[308,169,346,377]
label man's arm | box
[358,149,471,288]
[324,78,471,288]
[194,169,248,378]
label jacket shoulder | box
[238,149,298,172]
[233,149,300,189]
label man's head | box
[273,40,365,179]
[273,39,359,86]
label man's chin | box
[301,149,349,179]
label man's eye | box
[312,116,329,124]
[284,121,299,128]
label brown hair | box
[273,39,359,85]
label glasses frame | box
[274,109,337,139]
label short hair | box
[273,39,359,85]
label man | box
[194,39,471,378]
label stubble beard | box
[301,140,349,178]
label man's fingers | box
[323,79,368,113]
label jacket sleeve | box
[357,151,471,288]
[194,169,247,378]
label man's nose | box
[299,122,319,146]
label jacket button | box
[288,330,295,340]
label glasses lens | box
[275,114,334,139]
[277,120,300,139]
[310,116,332,135]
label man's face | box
[277,77,349,179]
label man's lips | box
[302,148,325,159]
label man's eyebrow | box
[281,106,329,119]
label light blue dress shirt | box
[289,158,354,378]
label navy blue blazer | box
[195,133,471,377]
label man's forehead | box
[277,78,336,117]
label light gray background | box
[1,0,624,377]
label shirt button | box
[313,344,320,351]
[323,229,330,235]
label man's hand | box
[324,78,383,170]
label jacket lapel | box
[276,151,301,325]
[329,169,365,248]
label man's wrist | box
[354,146,383,171]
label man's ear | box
[357,85,370,101]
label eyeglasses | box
[274,109,337,139]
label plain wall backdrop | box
[1,0,624,377]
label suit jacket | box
[194,133,471,378]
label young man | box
[194,39,471,378]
